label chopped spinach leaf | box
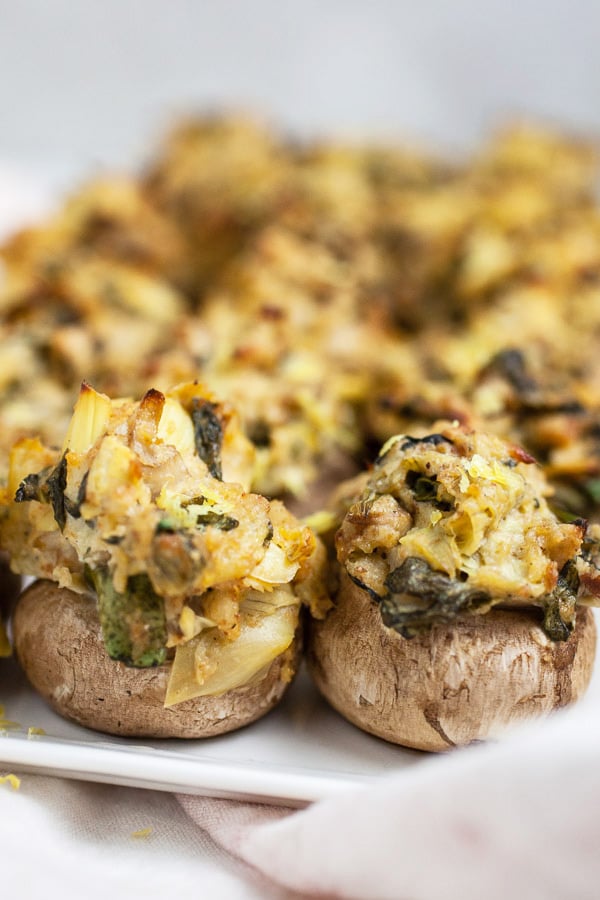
[45,453,68,531]
[543,560,578,641]
[15,456,71,531]
[191,399,223,480]
[347,571,386,603]
[405,470,439,502]
[380,557,490,637]
[399,433,453,452]
[64,470,89,520]
[88,566,167,667]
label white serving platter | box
[0,654,422,807]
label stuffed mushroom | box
[1,381,327,737]
[308,422,598,751]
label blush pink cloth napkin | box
[4,670,597,900]
[178,687,600,900]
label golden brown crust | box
[307,569,597,752]
[13,580,300,738]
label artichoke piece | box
[165,605,297,705]
[88,567,167,667]
[62,383,112,454]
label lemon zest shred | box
[131,827,153,839]
[0,720,22,731]
[0,774,21,790]
[27,727,46,738]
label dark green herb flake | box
[196,511,239,531]
[156,518,179,534]
[263,520,274,547]
[15,468,50,503]
[180,495,206,508]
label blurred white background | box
[0,0,598,182]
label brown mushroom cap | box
[307,570,597,752]
[13,579,300,738]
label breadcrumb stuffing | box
[335,421,594,638]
